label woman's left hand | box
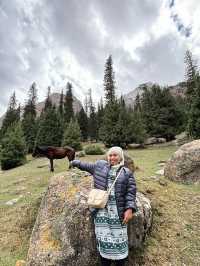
[123,209,133,224]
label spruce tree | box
[36,105,63,147]
[99,101,120,147]
[104,55,116,104]
[44,86,53,111]
[129,108,147,144]
[89,105,98,141]
[114,98,131,147]
[184,50,199,107]
[96,98,104,140]
[62,118,82,150]
[87,89,98,141]
[1,122,26,170]
[0,92,20,139]
[22,82,37,152]
[77,107,88,141]
[134,93,142,112]
[187,81,200,139]
[58,89,65,140]
[140,85,182,140]
[100,56,120,146]
[64,82,74,124]
[59,89,64,117]
[36,88,63,147]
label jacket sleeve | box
[125,171,137,213]
[71,160,96,175]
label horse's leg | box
[50,158,54,172]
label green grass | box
[0,145,199,265]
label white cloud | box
[0,0,199,116]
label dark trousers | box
[100,256,127,266]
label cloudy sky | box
[0,0,200,115]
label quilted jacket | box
[71,159,137,222]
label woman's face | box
[108,152,121,165]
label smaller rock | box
[6,195,23,205]
[145,189,155,194]
[157,138,166,143]
[149,175,159,180]
[158,160,167,164]
[158,163,165,167]
[144,137,158,145]
[128,143,144,149]
[159,179,168,186]
[155,169,164,175]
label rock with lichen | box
[26,170,152,266]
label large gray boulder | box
[26,170,152,266]
[164,139,200,183]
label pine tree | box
[129,108,147,144]
[134,93,142,112]
[36,105,63,147]
[96,98,104,140]
[140,85,182,140]
[87,89,98,141]
[62,119,82,150]
[0,92,20,140]
[77,107,88,141]
[84,95,89,117]
[104,55,116,104]
[114,98,131,148]
[99,101,121,147]
[89,105,98,141]
[36,88,63,147]
[64,82,74,124]
[184,50,199,106]
[140,85,154,134]
[59,89,64,117]
[187,81,200,139]
[1,122,26,170]
[44,86,52,111]
[22,82,38,152]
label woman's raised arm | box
[70,160,96,175]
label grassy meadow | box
[0,144,199,266]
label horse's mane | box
[37,145,74,152]
[37,146,49,152]
[63,145,74,151]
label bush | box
[84,144,105,155]
[1,123,27,170]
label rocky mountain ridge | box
[123,81,187,108]
[0,93,83,127]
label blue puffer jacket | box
[71,159,137,222]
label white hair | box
[107,146,125,166]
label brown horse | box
[32,146,75,172]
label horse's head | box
[66,147,75,161]
[32,146,42,157]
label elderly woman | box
[70,146,137,266]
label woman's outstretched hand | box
[123,209,133,224]
[68,161,74,169]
